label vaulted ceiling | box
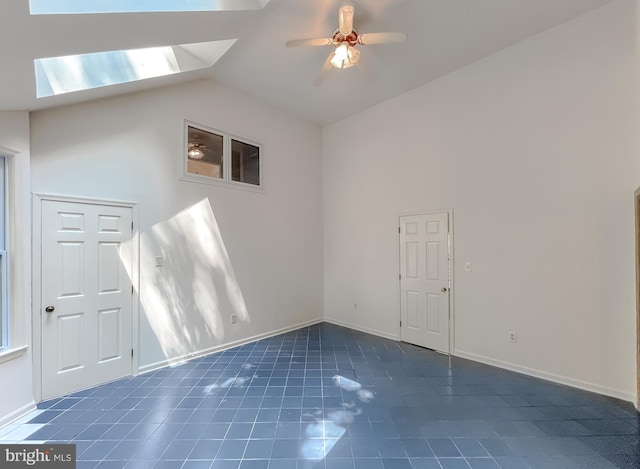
[0,0,616,126]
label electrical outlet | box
[230,314,238,324]
[155,256,163,267]
[508,331,517,343]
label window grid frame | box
[0,157,8,349]
[229,134,263,190]
[179,119,264,193]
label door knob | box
[441,288,448,292]
[45,306,55,313]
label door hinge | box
[131,348,134,358]
[131,221,134,230]
[398,226,401,234]
[400,320,402,327]
[399,273,401,281]
[131,285,134,294]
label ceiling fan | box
[285,5,407,70]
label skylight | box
[30,0,269,15]
[35,40,236,98]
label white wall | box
[0,112,35,425]
[323,0,639,401]
[31,79,323,372]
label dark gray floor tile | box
[106,440,141,460]
[239,460,269,469]
[244,439,274,459]
[96,461,131,469]
[493,457,530,469]
[437,458,471,468]
[428,438,462,457]
[466,458,500,469]
[533,420,593,437]
[188,439,222,459]
[80,440,120,461]
[211,461,240,469]
[407,458,441,469]
[521,455,618,469]
[452,438,490,457]
[271,438,300,458]
[182,462,212,469]
[401,438,434,457]
[380,459,412,469]
[377,438,407,458]
[9,324,637,469]
[478,439,514,457]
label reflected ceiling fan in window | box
[285,5,407,70]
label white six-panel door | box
[41,200,133,400]
[400,212,450,353]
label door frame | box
[397,208,455,353]
[635,188,640,409]
[32,193,140,403]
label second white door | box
[399,212,450,353]
[41,199,133,400]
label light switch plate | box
[464,262,472,272]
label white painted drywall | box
[323,0,639,401]
[30,79,323,372]
[0,111,35,425]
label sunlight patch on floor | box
[299,375,374,461]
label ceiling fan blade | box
[314,53,335,87]
[285,37,333,47]
[339,5,354,35]
[358,32,407,45]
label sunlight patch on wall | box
[30,0,270,14]
[35,40,236,98]
[137,198,249,359]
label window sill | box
[0,345,28,364]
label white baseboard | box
[453,349,636,404]
[324,317,399,341]
[0,402,36,430]
[138,317,324,374]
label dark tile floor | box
[1,323,639,468]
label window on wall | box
[0,157,7,349]
[180,120,263,191]
[231,138,261,187]
[30,0,270,14]
[35,40,237,99]
[186,125,224,180]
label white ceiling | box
[0,0,616,126]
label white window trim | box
[0,157,7,350]
[0,145,28,362]
[0,345,28,364]
[179,120,228,188]
[229,134,264,192]
[0,250,7,349]
[178,119,264,193]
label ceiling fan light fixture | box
[285,4,406,78]
[188,144,206,159]
[331,43,360,69]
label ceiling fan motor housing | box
[332,29,359,48]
